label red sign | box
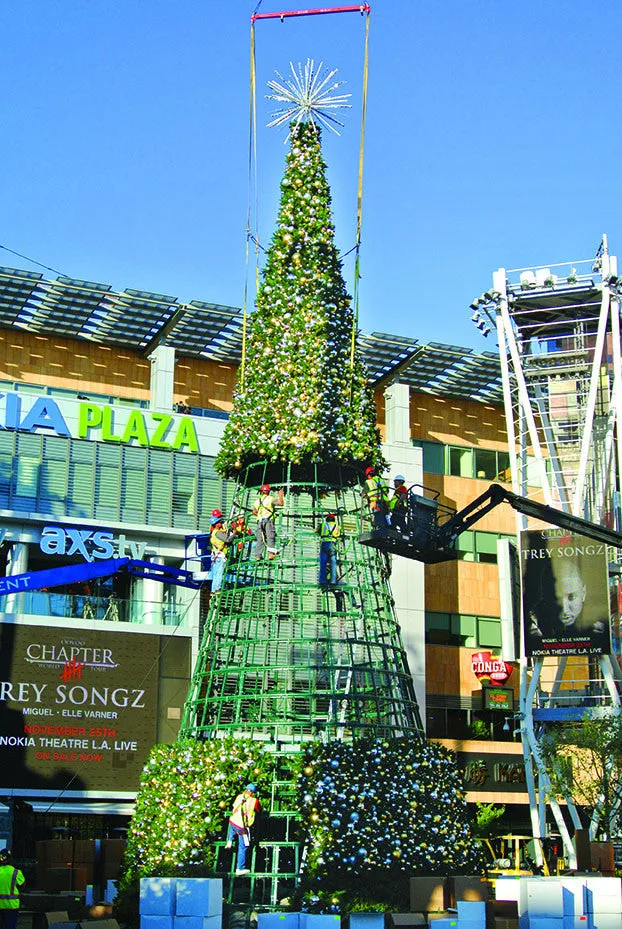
[471,651,514,684]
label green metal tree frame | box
[181,462,423,745]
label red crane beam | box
[252,5,370,22]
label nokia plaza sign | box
[0,391,201,452]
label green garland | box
[119,738,274,889]
[216,120,384,479]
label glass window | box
[427,611,502,649]
[122,468,147,521]
[425,707,447,738]
[40,459,68,503]
[95,466,121,519]
[474,531,498,564]
[13,434,41,504]
[68,462,94,516]
[68,440,95,517]
[173,475,196,515]
[452,614,477,647]
[17,384,44,394]
[475,532,497,554]
[496,451,511,482]
[48,387,81,398]
[456,531,475,561]
[425,612,451,644]
[147,468,172,521]
[448,446,473,478]
[0,432,15,506]
[477,618,502,648]
[15,458,39,498]
[121,447,147,522]
[418,440,444,475]
[474,448,497,480]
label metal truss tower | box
[476,236,622,865]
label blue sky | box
[3,1,622,351]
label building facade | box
[0,265,529,864]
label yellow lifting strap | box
[243,6,371,385]
[350,7,370,371]
[241,21,259,388]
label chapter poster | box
[0,624,161,792]
[520,529,611,657]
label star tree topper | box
[267,58,351,136]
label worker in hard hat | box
[232,515,253,555]
[226,782,261,876]
[362,465,389,529]
[389,474,409,531]
[210,514,234,593]
[317,512,342,587]
[252,484,280,559]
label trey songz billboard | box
[520,529,611,658]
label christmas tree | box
[121,64,480,910]
[216,115,384,480]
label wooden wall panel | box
[424,474,517,534]
[425,561,501,615]
[410,391,507,449]
[426,644,520,699]
[173,358,238,411]
[0,328,241,411]
[0,329,151,399]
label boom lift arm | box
[359,483,622,563]
[0,557,204,599]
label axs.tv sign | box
[39,526,150,563]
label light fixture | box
[520,271,537,289]
[471,311,480,322]
[470,301,479,311]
